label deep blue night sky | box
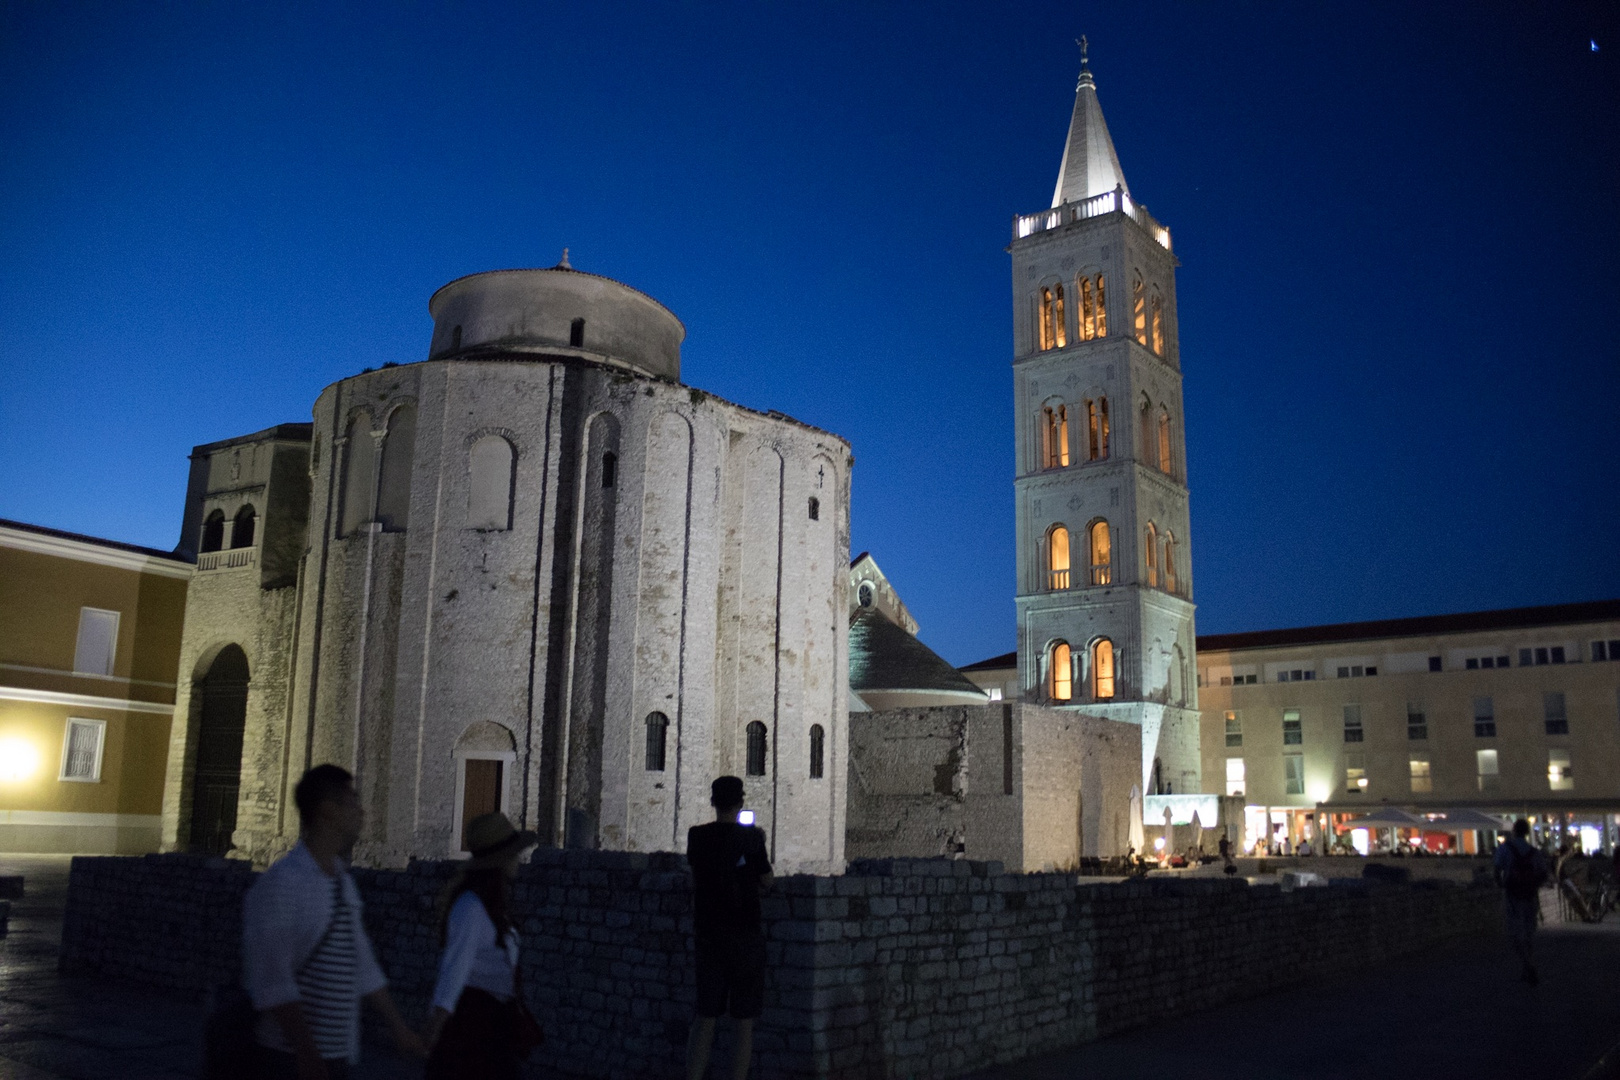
[2,3,1616,666]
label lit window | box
[1091,639,1114,699]
[1473,697,1495,738]
[1039,287,1066,350]
[1409,755,1432,794]
[1145,524,1158,588]
[1282,709,1302,745]
[1406,703,1427,741]
[1225,757,1245,797]
[1094,275,1107,336]
[1345,753,1367,794]
[1476,749,1499,792]
[1544,692,1568,735]
[1042,405,1070,468]
[1080,276,1095,340]
[1133,273,1146,346]
[1157,409,1172,475]
[59,717,106,782]
[1342,704,1364,743]
[1224,710,1241,748]
[1052,284,1066,348]
[1088,520,1111,586]
[1150,293,1164,355]
[73,608,119,677]
[1049,641,1072,701]
[809,724,825,779]
[1163,533,1178,595]
[1548,749,1574,791]
[746,721,768,776]
[1086,398,1110,461]
[1047,525,1071,590]
[645,711,669,771]
[1284,754,1305,795]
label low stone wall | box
[62,851,1499,1079]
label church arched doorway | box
[188,645,249,854]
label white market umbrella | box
[1338,807,1429,830]
[1422,809,1512,833]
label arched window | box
[467,435,516,531]
[1080,276,1094,341]
[808,496,820,521]
[450,325,462,352]
[602,451,617,489]
[1157,409,1172,475]
[1092,639,1116,700]
[1145,524,1159,588]
[231,505,256,549]
[644,711,669,771]
[1164,533,1178,595]
[1047,525,1071,590]
[1139,397,1153,464]
[745,721,768,777]
[809,724,825,779]
[1086,397,1109,461]
[570,318,585,348]
[1049,641,1072,701]
[1094,275,1107,337]
[1042,404,1069,469]
[1150,293,1165,355]
[375,404,417,532]
[1051,284,1066,348]
[1132,274,1147,346]
[1038,287,1055,350]
[200,509,226,553]
[339,411,376,537]
[1088,520,1111,585]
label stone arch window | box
[450,325,462,352]
[1046,524,1071,590]
[1094,274,1107,337]
[1157,408,1173,476]
[1048,641,1072,701]
[570,318,585,348]
[1086,397,1109,461]
[808,496,820,521]
[1041,404,1069,469]
[1164,532,1178,595]
[188,643,250,854]
[602,451,617,489]
[809,724,825,779]
[231,505,256,549]
[1078,273,1107,340]
[467,435,516,531]
[1150,291,1165,355]
[339,410,376,537]
[1132,273,1147,346]
[1145,523,1159,588]
[1088,519,1112,585]
[1038,286,1066,350]
[200,509,226,554]
[1138,397,1153,463]
[644,711,669,772]
[745,721,768,777]
[376,403,417,532]
[1092,638,1116,700]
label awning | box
[1418,809,1513,833]
[1336,807,1430,830]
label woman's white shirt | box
[431,891,520,1013]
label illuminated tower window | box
[1088,519,1111,585]
[1080,276,1095,340]
[1042,405,1070,468]
[1052,284,1066,347]
[1038,287,1056,350]
[1092,638,1115,699]
[1145,523,1158,587]
[1157,409,1172,474]
[1049,641,1072,701]
[1164,533,1178,594]
[1047,525,1071,590]
[1150,293,1164,355]
[1095,275,1107,337]
[1133,273,1146,346]
[1086,397,1109,460]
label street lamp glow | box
[0,738,40,782]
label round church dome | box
[427,264,685,381]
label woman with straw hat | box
[424,812,542,1080]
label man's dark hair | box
[295,764,354,826]
[710,775,744,809]
[1513,818,1530,838]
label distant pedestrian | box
[1494,818,1550,985]
[242,764,425,1080]
[425,812,544,1080]
[686,776,774,1080]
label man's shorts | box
[695,932,766,1020]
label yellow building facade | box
[1197,600,1620,855]
[0,519,189,852]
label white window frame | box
[73,607,121,677]
[1224,757,1246,797]
[59,717,107,782]
[450,749,516,858]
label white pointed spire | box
[1051,37,1129,208]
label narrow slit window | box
[1038,288,1055,350]
[809,724,825,779]
[1094,275,1107,336]
[1150,293,1164,355]
[644,711,669,771]
[1052,284,1067,348]
[1080,276,1094,340]
[746,721,768,776]
[1157,410,1173,474]
[1133,274,1146,345]
[1091,639,1115,700]
[570,318,585,348]
[808,496,820,521]
[450,324,462,352]
[1163,534,1178,595]
[602,451,617,489]
[1145,524,1158,587]
[1097,397,1109,458]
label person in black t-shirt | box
[685,775,773,1080]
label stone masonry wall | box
[62,851,1498,1079]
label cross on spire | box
[1077,35,1089,68]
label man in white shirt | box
[242,764,425,1079]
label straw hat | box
[464,812,539,868]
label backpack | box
[1503,842,1548,900]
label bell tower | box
[1009,41,1200,796]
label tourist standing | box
[1494,818,1549,985]
[425,812,543,1080]
[242,764,424,1080]
[686,776,774,1080]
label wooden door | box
[460,758,504,851]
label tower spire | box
[1051,37,1129,208]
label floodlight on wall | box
[0,738,40,782]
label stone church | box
[164,263,852,873]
